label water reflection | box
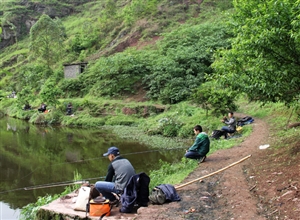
[0,202,20,220]
[0,117,184,217]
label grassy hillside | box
[1,2,299,220]
[0,0,233,104]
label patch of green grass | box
[107,125,188,149]
[61,113,106,127]
[149,157,198,189]
[20,170,82,220]
[105,115,138,126]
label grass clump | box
[20,171,82,220]
[149,157,198,190]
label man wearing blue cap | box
[95,146,135,204]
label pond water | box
[0,117,184,220]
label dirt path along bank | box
[136,117,270,220]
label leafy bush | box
[142,22,232,103]
[76,20,231,103]
[82,49,151,97]
[40,78,63,107]
[43,110,63,125]
[20,194,60,220]
[16,86,35,108]
[146,116,183,137]
[29,112,46,125]
[178,124,194,138]
[191,81,238,117]
[17,64,50,92]
[60,79,85,98]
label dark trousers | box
[38,108,46,112]
[221,126,235,138]
[66,108,72,115]
[185,151,204,160]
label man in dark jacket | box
[184,125,210,164]
[95,146,135,203]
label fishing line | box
[0,147,187,194]
[0,176,106,194]
[19,147,187,180]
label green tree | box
[144,22,231,104]
[191,82,238,117]
[213,0,300,106]
[40,79,62,108]
[17,64,51,91]
[16,86,35,108]
[29,15,66,68]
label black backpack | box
[211,130,224,139]
[237,116,254,126]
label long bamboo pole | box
[175,154,252,190]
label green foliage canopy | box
[40,78,62,107]
[144,22,231,104]
[81,22,231,103]
[17,64,51,91]
[29,15,66,68]
[213,0,300,106]
[82,49,151,97]
[191,81,238,117]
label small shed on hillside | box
[63,62,88,79]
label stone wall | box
[64,64,81,79]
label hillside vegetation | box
[1,1,299,219]
[0,0,299,154]
[0,0,233,107]
[0,0,238,130]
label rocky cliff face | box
[0,0,85,49]
[0,25,17,49]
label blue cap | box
[103,146,120,157]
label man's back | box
[112,156,135,191]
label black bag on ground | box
[211,130,224,139]
[237,116,254,126]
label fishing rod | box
[24,180,89,190]
[19,147,187,181]
[1,147,187,194]
[0,177,106,194]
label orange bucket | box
[89,199,111,217]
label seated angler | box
[221,111,237,139]
[66,102,73,115]
[38,103,47,113]
[95,147,135,205]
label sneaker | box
[109,199,120,207]
[197,156,206,164]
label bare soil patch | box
[246,138,300,219]
[133,116,299,220]
[48,114,298,220]
[134,116,267,220]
